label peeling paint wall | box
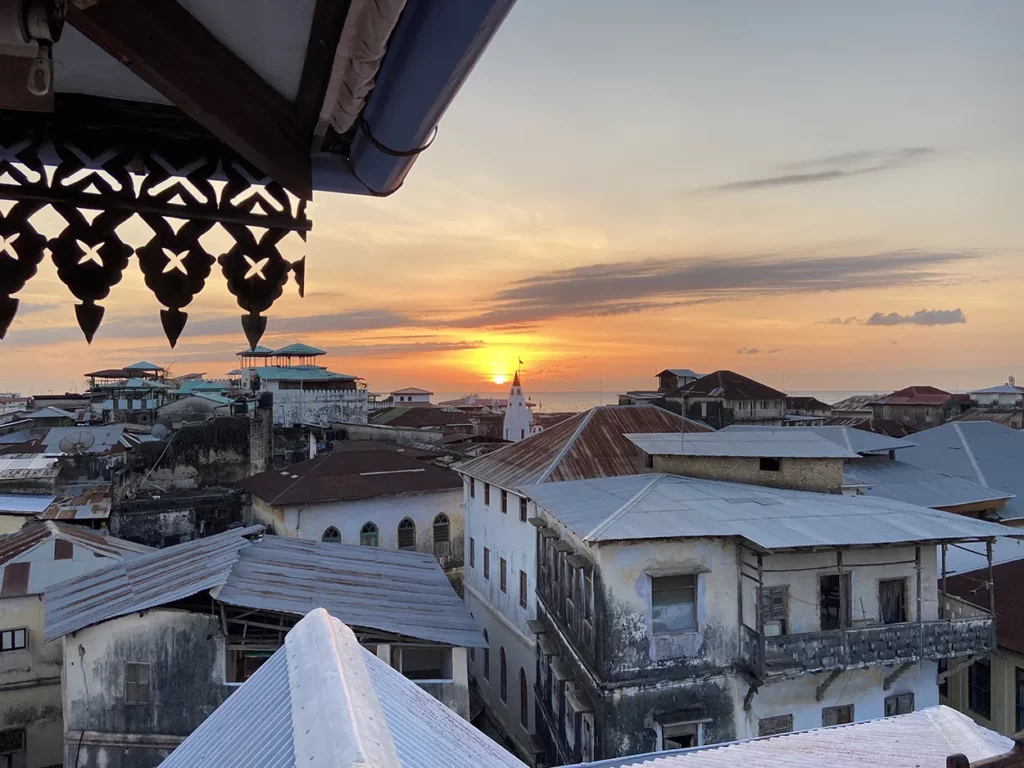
[265,384,368,427]
[62,610,232,768]
[110,490,244,548]
[651,454,844,493]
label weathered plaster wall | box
[110,489,244,548]
[462,479,539,759]
[651,455,844,493]
[0,596,63,768]
[63,609,232,768]
[266,384,368,427]
[336,421,445,447]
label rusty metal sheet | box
[1,561,29,596]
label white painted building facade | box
[391,387,433,404]
[969,381,1024,409]
[252,371,367,426]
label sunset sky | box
[3,0,1023,397]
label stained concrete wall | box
[335,421,445,447]
[0,597,62,768]
[63,610,232,768]
[265,384,368,427]
[110,489,244,548]
[651,454,844,493]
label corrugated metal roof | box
[723,425,914,455]
[162,609,526,768]
[873,386,953,406]
[272,343,327,356]
[0,454,59,480]
[659,369,702,379]
[252,366,357,381]
[524,473,1019,549]
[0,494,55,514]
[562,706,1009,768]
[844,460,1011,510]
[125,361,164,371]
[678,370,786,401]
[969,383,1024,395]
[42,426,126,454]
[456,405,711,490]
[627,430,859,459]
[45,528,482,647]
[38,484,113,520]
[899,421,1024,520]
[0,430,33,444]
[23,406,75,420]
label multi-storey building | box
[672,370,787,428]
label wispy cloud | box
[865,308,967,326]
[702,147,938,193]
[820,316,859,325]
[737,347,780,355]
[442,249,977,328]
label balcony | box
[741,615,994,679]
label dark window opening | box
[884,692,914,717]
[322,526,341,543]
[500,558,507,593]
[644,453,654,469]
[759,457,781,472]
[879,578,908,624]
[432,514,450,556]
[519,497,528,522]
[758,714,793,736]
[470,537,475,568]
[0,727,26,759]
[397,518,416,549]
[520,668,529,728]
[819,573,852,630]
[970,658,992,720]
[483,630,490,679]
[484,483,490,505]
[484,547,490,580]
[822,704,853,726]
[519,570,528,608]
[125,662,150,705]
[500,648,507,702]
[501,490,508,514]
[1016,668,1024,732]
[662,722,698,749]
[938,659,949,699]
[360,522,379,547]
[469,478,475,498]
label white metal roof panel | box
[626,430,859,459]
[525,474,1019,549]
[723,425,915,455]
[844,460,1012,510]
[0,494,55,514]
[562,706,1009,768]
[162,609,525,768]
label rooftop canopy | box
[272,343,327,356]
[0,0,517,349]
[124,361,163,371]
[236,346,274,357]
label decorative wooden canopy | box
[0,0,516,348]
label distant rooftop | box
[873,385,953,406]
[237,345,273,357]
[124,361,164,371]
[722,425,914,455]
[272,343,326,356]
[678,370,787,401]
[659,368,702,379]
[627,429,859,459]
[844,460,1012,512]
[525,472,1016,549]
[252,366,357,382]
[969,383,1024,395]
[829,394,883,413]
[391,387,433,395]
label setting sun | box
[492,374,507,385]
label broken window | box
[884,692,914,717]
[758,714,793,736]
[878,578,908,624]
[651,574,697,634]
[969,658,992,719]
[360,522,378,547]
[397,517,416,549]
[819,573,851,630]
[125,662,150,705]
[0,629,27,653]
[821,704,853,726]
[661,721,700,749]
[321,526,341,543]
[759,585,789,635]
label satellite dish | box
[58,430,96,455]
[152,423,169,440]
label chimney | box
[249,393,273,476]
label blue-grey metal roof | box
[844,460,1011,510]
[272,343,326,356]
[162,609,525,768]
[626,430,859,459]
[561,706,1010,768]
[124,361,163,371]
[524,473,1019,549]
[0,429,32,444]
[44,528,482,647]
[0,494,55,514]
[899,421,1024,521]
[252,366,357,381]
[42,425,126,454]
[969,384,1024,395]
[723,424,915,455]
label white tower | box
[503,371,535,442]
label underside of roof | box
[0,0,517,348]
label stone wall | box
[651,454,844,493]
[109,489,244,548]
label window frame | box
[124,661,151,705]
[969,658,992,720]
[0,628,28,653]
[519,570,528,609]
[501,489,508,514]
[499,647,507,702]
[519,667,529,728]
[1016,667,1024,732]
[819,572,852,630]
[500,557,507,593]
[359,521,379,547]
[483,629,490,680]
[483,547,490,580]
[758,714,793,736]
[321,525,341,543]
[759,457,781,472]
[884,692,914,717]
[878,577,909,625]
[651,573,698,635]
[397,517,416,550]
[759,585,789,635]
[822,704,854,727]
[0,726,26,758]
[484,483,490,505]
[470,477,475,498]
[519,497,528,523]
[469,537,475,568]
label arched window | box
[500,647,507,702]
[321,526,341,543]
[433,513,450,543]
[359,522,378,547]
[397,518,416,549]
[483,630,490,680]
[519,668,529,727]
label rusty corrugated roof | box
[873,385,954,406]
[455,405,711,490]
[38,484,112,520]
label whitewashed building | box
[0,522,149,768]
[968,380,1024,409]
[502,372,535,443]
[524,471,1011,764]
[241,443,465,584]
[456,405,711,762]
[391,387,433,404]
[237,343,367,426]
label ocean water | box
[433,390,880,413]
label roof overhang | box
[0,0,516,348]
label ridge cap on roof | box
[584,474,665,542]
[536,407,598,484]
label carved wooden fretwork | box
[0,123,309,348]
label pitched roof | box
[785,396,833,411]
[0,521,150,597]
[844,459,1012,511]
[370,407,473,429]
[659,368,702,379]
[161,609,526,768]
[899,421,1024,520]
[525,472,1018,548]
[45,528,483,646]
[723,425,914,455]
[239,447,461,506]
[969,383,1024,395]
[952,408,1024,427]
[456,405,711,490]
[0,494,54,515]
[42,426,127,454]
[272,343,326,356]
[628,429,859,459]
[23,406,75,420]
[124,361,163,371]
[390,387,433,395]
[822,416,914,438]
[84,368,131,378]
[236,345,273,356]
[38,484,113,520]
[564,706,1009,768]
[874,385,953,406]
[829,394,883,413]
[678,370,787,401]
